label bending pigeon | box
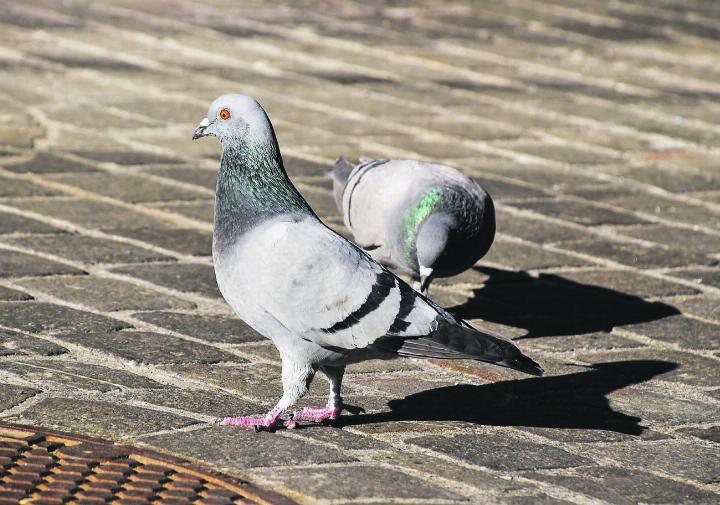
[193,94,542,431]
[330,158,496,294]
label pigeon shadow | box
[339,360,677,434]
[448,267,680,339]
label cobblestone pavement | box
[0,0,719,503]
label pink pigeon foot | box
[291,406,341,424]
[221,407,295,432]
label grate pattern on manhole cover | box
[0,423,294,505]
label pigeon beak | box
[192,118,212,140]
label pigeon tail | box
[330,157,356,211]
[393,319,544,376]
[497,353,544,377]
[329,157,354,183]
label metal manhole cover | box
[0,422,294,505]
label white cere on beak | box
[198,117,211,128]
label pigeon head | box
[192,94,273,147]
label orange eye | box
[219,108,231,120]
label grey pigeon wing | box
[243,218,439,351]
[238,217,541,375]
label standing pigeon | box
[193,94,542,431]
[330,158,496,294]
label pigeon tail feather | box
[330,157,357,211]
[395,319,544,376]
[498,354,544,377]
[330,157,354,183]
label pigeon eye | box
[219,108,231,121]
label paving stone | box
[226,341,279,360]
[616,165,720,193]
[0,177,60,197]
[57,330,242,364]
[119,389,262,418]
[428,117,522,141]
[692,190,720,204]
[674,269,720,289]
[0,285,32,301]
[156,201,214,222]
[482,240,592,270]
[607,387,720,425]
[351,376,455,398]
[623,315,720,350]
[132,311,262,343]
[473,178,549,200]
[555,270,700,297]
[410,433,591,471]
[0,384,39,412]
[433,264,495,287]
[503,495,575,505]
[0,211,61,234]
[345,358,424,374]
[0,302,130,333]
[526,332,645,353]
[15,398,195,438]
[47,105,151,129]
[0,249,85,278]
[519,425,667,443]
[600,192,715,226]
[145,167,218,190]
[672,295,720,321]
[0,329,67,356]
[286,156,347,179]
[524,466,720,505]
[0,361,164,391]
[249,464,462,501]
[110,263,221,298]
[620,225,720,257]
[349,419,459,436]
[2,152,98,173]
[477,164,596,192]
[67,150,183,166]
[579,349,719,387]
[368,450,530,495]
[679,426,720,443]
[585,440,720,483]
[290,426,384,450]
[299,186,340,219]
[11,199,168,231]
[496,214,590,244]
[517,199,646,226]
[140,426,354,471]
[108,228,212,256]
[561,237,714,268]
[45,173,207,203]
[494,140,617,164]
[17,276,195,311]
[4,234,173,264]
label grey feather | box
[329,157,355,210]
[330,158,496,293]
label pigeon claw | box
[291,406,341,425]
[221,415,281,431]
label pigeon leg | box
[222,359,315,431]
[292,365,345,424]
